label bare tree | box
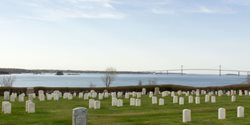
[102,67,117,88]
[0,75,16,87]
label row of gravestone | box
[71,106,245,125]
[1,100,35,114]
[182,106,245,123]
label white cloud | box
[150,0,237,15]
[4,0,125,21]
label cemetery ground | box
[1,95,250,125]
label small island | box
[56,71,64,75]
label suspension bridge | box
[150,65,250,76]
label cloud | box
[150,0,237,15]
[1,0,125,21]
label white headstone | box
[135,99,141,106]
[152,96,157,104]
[4,91,10,101]
[117,99,123,107]
[130,98,136,106]
[2,101,11,114]
[173,96,178,104]
[89,99,95,109]
[218,108,226,120]
[179,97,184,105]
[26,101,35,113]
[237,106,244,118]
[231,96,236,102]
[183,109,191,123]
[159,98,165,106]
[205,95,210,103]
[94,101,101,109]
[72,107,87,125]
[211,96,216,103]
[195,97,200,104]
[188,96,193,103]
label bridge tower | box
[219,65,222,76]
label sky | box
[0,0,250,71]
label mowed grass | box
[1,95,250,125]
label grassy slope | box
[1,95,250,125]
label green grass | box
[1,95,250,125]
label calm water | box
[0,73,247,87]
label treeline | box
[0,68,153,74]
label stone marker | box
[154,87,160,95]
[211,96,216,103]
[72,107,87,125]
[4,91,10,101]
[188,96,193,103]
[2,101,11,114]
[173,96,178,104]
[112,98,118,106]
[159,98,165,106]
[117,99,123,107]
[237,106,244,118]
[152,96,157,104]
[142,88,147,95]
[231,96,236,102]
[205,95,210,103]
[89,99,95,109]
[183,109,191,123]
[179,97,184,105]
[26,101,35,113]
[218,108,226,120]
[130,98,136,106]
[94,101,101,109]
[195,97,200,104]
[135,99,141,106]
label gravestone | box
[26,101,35,113]
[152,96,157,104]
[130,98,136,106]
[188,96,193,103]
[4,91,10,101]
[179,97,184,105]
[173,96,178,104]
[72,107,87,125]
[2,101,11,114]
[18,95,24,102]
[231,96,236,102]
[94,101,101,109]
[79,92,83,99]
[117,99,123,107]
[26,87,34,95]
[159,98,164,106]
[112,98,118,106]
[237,106,244,118]
[149,92,153,98]
[205,95,210,103]
[195,97,200,104]
[135,99,141,106]
[142,88,147,95]
[218,108,226,120]
[183,109,191,123]
[154,87,160,95]
[211,96,216,103]
[88,99,95,109]
[98,93,103,100]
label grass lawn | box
[1,95,250,125]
